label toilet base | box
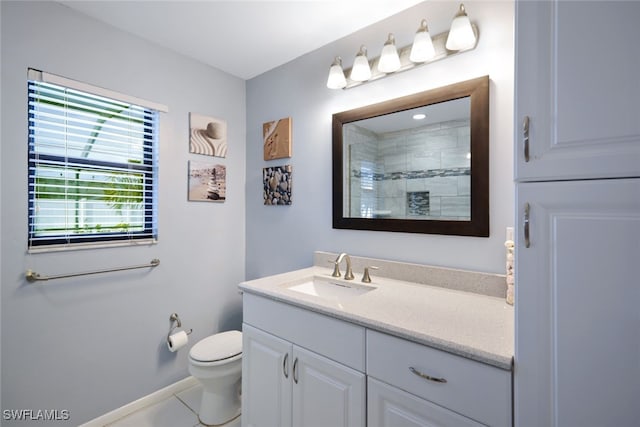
[198,412,240,427]
[197,380,241,426]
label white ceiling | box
[58,0,425,80]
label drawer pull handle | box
[293,357,299,384]
[283,353,289,379]
[523,115,530,162]
[409,366,447,384]
[524,202,531,248]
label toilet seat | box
[189,330,242,364]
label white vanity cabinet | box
[515,179,640,427]
[241,291,513,427]
[514,0,640,181]
[367,331,511,427]
[515,1,640,426]
[241,293,366,427]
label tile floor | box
[105,384,241,427]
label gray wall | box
[1,1,246,424]
[245,1,514,279]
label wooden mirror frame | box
[332,75,489,236]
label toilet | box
[188,330,242,426]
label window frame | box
[27,70,165,251]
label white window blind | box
[27,71,160,250]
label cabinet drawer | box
[366,330,511,427]
[368,377,483,427]
[243,293,365,371]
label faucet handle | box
[328,260,341,278]
[361,266,379,283]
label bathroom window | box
[27,69,165,250]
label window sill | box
[28,238,158,254]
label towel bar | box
[25,259,160,282]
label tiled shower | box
[347,118,471,220]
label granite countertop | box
[239,265,514,371]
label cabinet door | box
[368,378,482,427]
[292,345,365,427]
[514,0,640,181]
[515,179,640,427]
[242,324,292,427]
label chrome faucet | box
[330,253,355,280]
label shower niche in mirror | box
[332,76,489,236]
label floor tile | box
[106,396,198,427]
[175,384,203,414]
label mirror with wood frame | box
[332,75,489,236]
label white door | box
[292,345,365,427]
[242,324,292,427]
[514,0,640,181]
[368,378,483,427]
[514,178,640,427]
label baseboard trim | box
[79,376,198,427]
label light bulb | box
[410,19,435,63]
[446,4,476,51]
[350,46,372,82]
[326,56,347,89]
[377,33,401,73]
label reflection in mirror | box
[345,97,471,221]
[332,76,489,236]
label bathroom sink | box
[286,276,376,301]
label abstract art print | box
[188,161,226,202]
[263,117,292,160]
[263,165,292,205]
[190,112,228,158]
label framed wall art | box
[263,117,292,160]
[263,165,292,205]
[188,161,226,202]
[190,112,228,158]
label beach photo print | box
[188,161,226,202]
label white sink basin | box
[287,276,376,301]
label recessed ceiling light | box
[412,113,426,120]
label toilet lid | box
[190,330,242,362]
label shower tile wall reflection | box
[347,119,471,220]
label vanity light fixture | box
[326,56,347,89]
[326,3,478,90]
[409,19,435,63]
[446,4,476,50]
[377,33,401,73]
[350,46,372,82]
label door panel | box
[242,324,292,427]
[292,345,365,427]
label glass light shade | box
[410,20,435,63]
[350,46,371,82]
[446,4,476,51]
[326,57,347,89]
[377,33,401,73]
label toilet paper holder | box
[167,313,192,343]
